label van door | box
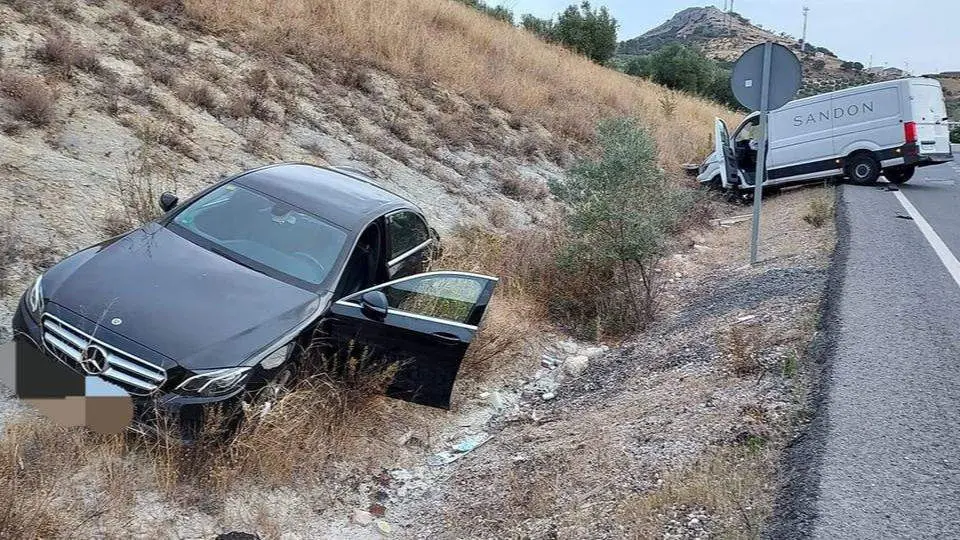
[909,81,951,156]
[715,118,739,187]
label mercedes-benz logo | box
[79,345,109,375]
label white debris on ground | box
[323,337,610,538]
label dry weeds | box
[618,447,776,537]
[129,0,734,171]
[35,32,101,78]
[0,70,58,126]
[802,196,834,228]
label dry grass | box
[0,70,58,126]
[0,343,399,536]
[0,218,21,294]
[35,32,102,78]
[496,170,549,201]
[130,0,734,171]
[719,325,762,376]
[617,447,777,538]
[802,196,834,228]
[177,79,219,112]
[102,137,180,236]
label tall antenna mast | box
[728,0,734,35]
[800,6,809,55]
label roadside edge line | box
[894,190,960,290]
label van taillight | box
[904,121,918,144]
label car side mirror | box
[359,290,389,320]
[159,192,179,212]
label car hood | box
[44,224,323,370]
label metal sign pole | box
[749,42,773,265]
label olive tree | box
[549,118,689,327]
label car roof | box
[232,163,417,232]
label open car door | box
[328,271,498,409]
[715,118,739,187]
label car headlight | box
[26,275,44,320]
[175,367,252,397]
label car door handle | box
[432,332,462,344]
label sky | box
[502,0,960,74]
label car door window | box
[387,211,430,262]
[331,271,498,409]
[383,274,485,324]
[342,272,496,327]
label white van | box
[697,77,953,188]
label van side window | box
[388,211,429,261]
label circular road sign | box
[731,42,802,111]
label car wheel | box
[845,154,881,185]
[885,165,915,184]
[249,363,298,415]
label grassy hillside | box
[141,0,733,170]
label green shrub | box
[549,118,690,333]
[519,2,618,65]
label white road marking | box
[894,190,960,290]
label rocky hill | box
[618,6,889,97]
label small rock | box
[674,272,683,278]
[542,392,556,401]
[540,355,559,368]
[580,347,605,358]
[353,509,374,525]
[369,503,387,517]
[563,355,589,377]
[397,430,414,446]
[376,520,392,536]
[488,391,507,411]
[688,518,701,527]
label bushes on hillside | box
[467,0,619,65]
[456,0,513,24]
[624,44,740,110]
[548,118,690,334]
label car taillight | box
[904,121,917,144]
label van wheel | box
[885,165,915,184]
[845,154,881,185]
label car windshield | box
[168,183,348,289]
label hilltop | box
[619,6,894,97]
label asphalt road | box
[777,156,960,538]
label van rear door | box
[909,80,951,156]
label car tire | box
[884,165,915,184]
[704,176,722,191]
[845,154,881,185]
[249,362,299,412]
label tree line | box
[459,0,619,65]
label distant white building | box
[865,66,906,78]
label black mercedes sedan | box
[12,163,497,429]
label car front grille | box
[41,315,167,395]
